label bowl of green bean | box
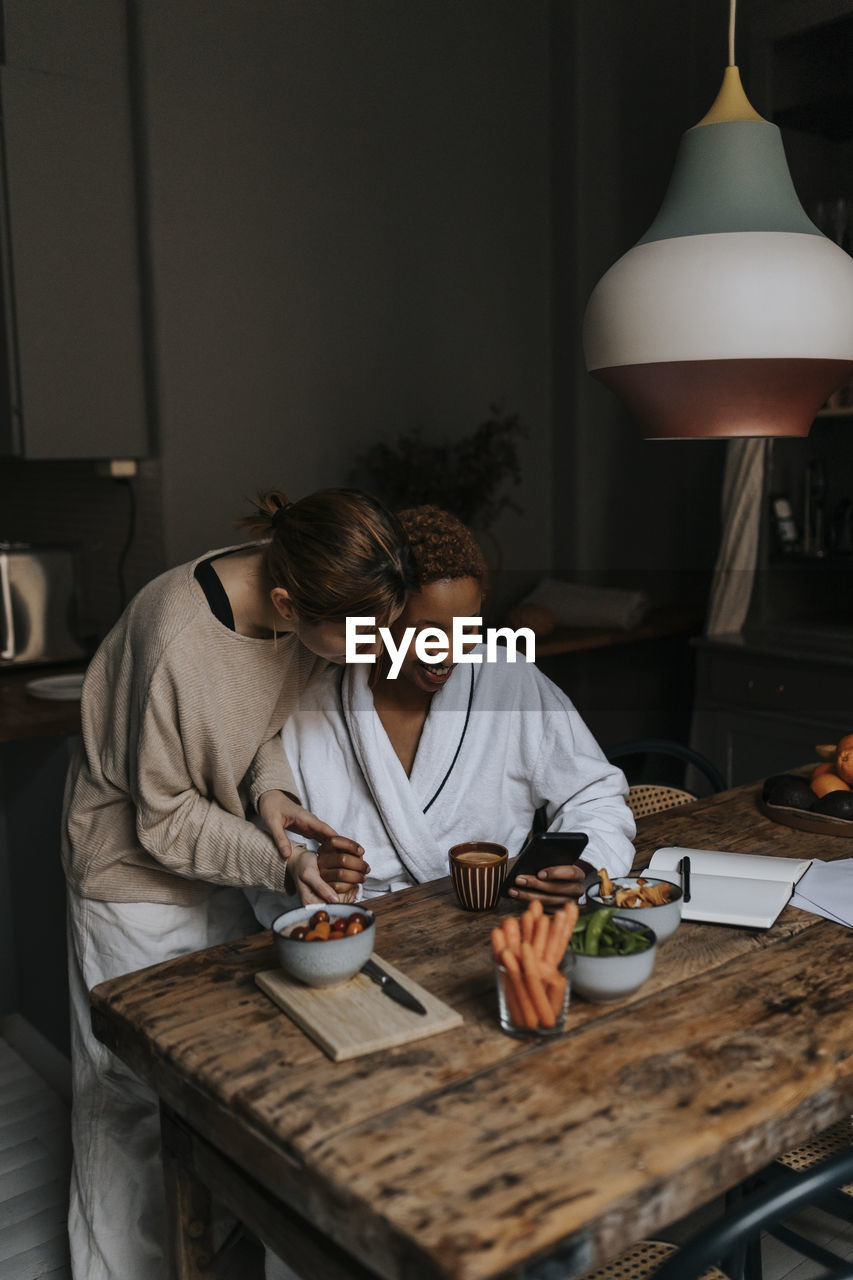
[569,909,656,1003]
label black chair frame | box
[654,1146,853,1280]
[732,1142,853,1280]
[604,738,727,795]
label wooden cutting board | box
[255,955,463,1061]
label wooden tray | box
[757,796,853,839]
[256,954,463,1061]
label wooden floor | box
[0,1032,849,1280]
[0,1037,70,1280]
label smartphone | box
[501,831,589,897]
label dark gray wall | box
[137,0,553,595]
[0,2,742,632]
[552,0,728,597]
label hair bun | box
[271,500,292,530]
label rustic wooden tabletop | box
[91,780,853,1280]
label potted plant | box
[354,404,527,538]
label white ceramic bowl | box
[570,916,657,1004]
[272,904,375,988]
[587,875,683,943]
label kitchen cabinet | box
[0,665,84,1059]
[690,634,853,787]
[0,734,75,1056]
[744,2,853,226]
[0,0,148,459]
[746,0,853,126]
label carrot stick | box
[532,914,550,961]
[543,914,570,969]
[501,948,538,1029]
[520,941,556,1028]
[543,901,580,969]
[490,926,508,960]
[562,900,580,935]
[521,909,535,945]
[547,973,567,1018]
[503,916,522,956]
[560,900,580,952]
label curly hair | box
[397,506,488,587]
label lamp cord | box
[728,0,736,65]
[116,477,137,614]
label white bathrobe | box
[247,647,635,926]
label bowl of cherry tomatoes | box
[272,903,376,987]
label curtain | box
[705,438,769,637]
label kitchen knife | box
[361,958,427,1015]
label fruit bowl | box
[758,773,853,839]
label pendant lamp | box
[582,1,853,439]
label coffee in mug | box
[449,841,508,911]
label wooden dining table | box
[90,779,853,1280]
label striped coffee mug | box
[448,842,508,911]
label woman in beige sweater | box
[62,488,415,1280]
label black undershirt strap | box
[194,556,236,631]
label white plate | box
[25,673,85,701]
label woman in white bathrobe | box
[249,506,635,922]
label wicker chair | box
[604,740,725,820]
[574,1240,725,1280]
[626,783,698,819]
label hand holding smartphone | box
[500,831,589,898]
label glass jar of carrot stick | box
[491,899,578,1037]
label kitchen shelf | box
[0,664,84,742]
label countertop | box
[0,663,85,743]
[693,623,853,667]
[533,602,703,657]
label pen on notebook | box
[679,855,691,904]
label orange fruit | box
[812,762,835,781]
[811,771,851,797]
[836,733,853,786]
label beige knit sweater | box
[61,548,325,905]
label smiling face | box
[390,576,484,693]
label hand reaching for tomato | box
[507,862,586,909]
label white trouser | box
[67,884,296,1280]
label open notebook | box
[647,847,813,929]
